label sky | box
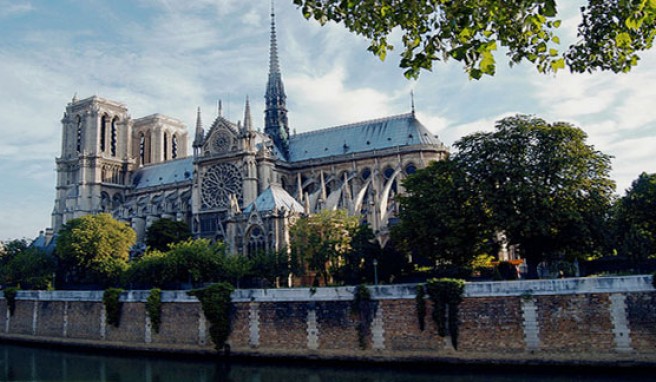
[1,0,655,241]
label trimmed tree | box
[56,213,136,287]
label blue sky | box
[1,0,655,241]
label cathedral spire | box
[264,0,290,159]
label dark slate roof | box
[287,113,444,162]
[132,157,194,190]
[243,184,304,214]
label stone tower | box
[52,96,133,231]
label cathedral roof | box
[287,113,444,162]
[243,184,304,214]
[132,157,194,190]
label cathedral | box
[49,9,448,256]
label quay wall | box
[1,276,655,365]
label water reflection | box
[0,343,649,382]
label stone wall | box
[0,276,654,364]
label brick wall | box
[0,276,654,363]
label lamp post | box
[373,259,378,286]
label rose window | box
[212,130,232,153]
[201,163,243,210]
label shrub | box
[426,278,465,349]
[188,282,234,352]
[3,287,18,316]
[103,288,123,327]
[351,284,374,349]
[146,288,162,334]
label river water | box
[0,343,650,382]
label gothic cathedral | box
[49,9,448,256]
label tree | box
[454,115,615,278]
[125,239,231,289]
[145,218,192,252]
[56,213,136,287]
[292,0,656,79]
[0,246,56,290]
[0,239,29,267]
[289,209,360,285]
[334,224,382,285]
[613,172,656,269]
[392,159,493,274]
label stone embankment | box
[1,276,654,367]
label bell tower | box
[52,96,133,232]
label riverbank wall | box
[1,276,655,366]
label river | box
[0,343,650,382]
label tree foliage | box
[454,115,614,277]
[0,239,29,267]
[292,0,656,79]
[393,159,493,273]
[393,115,614,278]
[289,209,360,285]
[125,239,227,289]
[145,218,192,252]
[613,172,656,268]
[56,213,136,287]
[0,246,55,290]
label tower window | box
[100,115,108,152]
[163,133,169,161]
[172,134,178,159]
[111,117,118,157]
[76,115,82,153]
[139,133,145,166]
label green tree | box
[393,159,493,274]
[613,172,656,270]
[289,209,360,285]
[334,224,382,285]
[56,213,136,287]
[0,246,56,290]
[125,239,231,289]
[145,218,192,252]
[292,0,656,79]
[454,115,615,278]
[0,239,29,267]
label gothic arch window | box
[111,117,118,157]
[383,166,395,180]
[112,193,124,209]
[247,226,266,258]
[76,115,83,153]
[172,134,178,159]
[361,167,371,181]
[100,115,108,152]
[139,133,145,166]
[100,192,111,212]
[163,132,169,161]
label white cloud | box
[286,66,396,131]
[0,0,33,18]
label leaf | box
[550,58,565,71]
[615,32,633,48]
[480,51,495,74]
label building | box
[48,9,448,255]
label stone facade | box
[46,10,448,255]
[1,276,655,364]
